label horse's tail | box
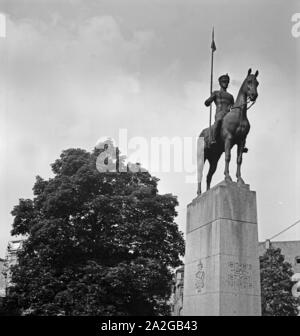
[197,136,205,186]
[197,126,211,187]
[199,127,210,149]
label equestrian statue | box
[197,68,259,195]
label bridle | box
[230,97,256,112]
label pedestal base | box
[182,181,261,316]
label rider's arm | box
[204,91,216,107]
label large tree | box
[4,142,185,316]
[260,246,299,316]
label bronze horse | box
[197,68,259,195]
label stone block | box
[183,181,261,316]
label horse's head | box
[243,68,259,102]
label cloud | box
[2,15,155,87]
[0,14,157,137]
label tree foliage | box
[260,246,299,316]
[4,143,184,315]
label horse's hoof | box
[197,183,202,195]
[225,176,232,183]
[237,178,245,185]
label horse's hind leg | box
[206,157,218,191]
[197,181,202,195]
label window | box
[295,256,300,264]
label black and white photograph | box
[0,0,299,320]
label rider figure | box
[204,74,234,145]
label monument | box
[182,181,261,315]
[182,30,261,315]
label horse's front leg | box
[224,136,232,182]
[236,140,245,185]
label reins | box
[230,97,256,111]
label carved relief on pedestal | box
[226,261,253,290]
[195,260,205,293]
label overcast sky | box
[0,0,299,257]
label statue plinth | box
[182,181,261,316]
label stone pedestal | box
[182,181,261,316]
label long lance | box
[209,27,216,144]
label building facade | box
[170,266,184,316]
[3,240,24,293]
[0,258,5,298]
